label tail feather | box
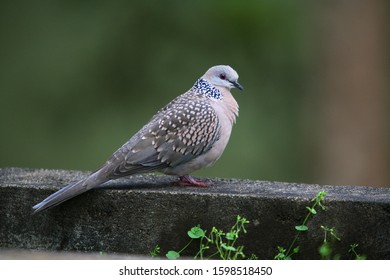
[32,172,109,214]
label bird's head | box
[202,65,244,91]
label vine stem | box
[285,193,325,258]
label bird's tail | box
[32,171,109,214]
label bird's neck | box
[191,78,222,100]
[215,87,239,125]
[191,78,238,124]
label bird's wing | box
[107,94,221,178]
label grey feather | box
[32,170,109,213]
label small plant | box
[274,191,367,260]
[321,225,341,243]
[318,225,341,260]
[165,215,249,260]
[149,244,160,258]
[165,225,204,259]
[349,244,366,260]
[150,191,366,260]
[248,253,259,260]
[274,191,327,260]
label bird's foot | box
[178,175,209,187]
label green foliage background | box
[0,0,315,183]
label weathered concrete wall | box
[0,167,389,259]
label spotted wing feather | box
[107,93,220,178]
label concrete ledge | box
[0,167,389,259]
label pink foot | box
[178,175,209,187]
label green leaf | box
[306,206,317,215]
[187,225,205,239]
[295,225,309,231]
[277,246,286,253]
[226,232,236,240]
[166,251,180,260]
[293,246,300,253]
[221,244,236,251]
[319,243,332,258]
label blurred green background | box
[0,0,389,186]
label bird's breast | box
[163,92,238,176]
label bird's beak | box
[231,81,244,91]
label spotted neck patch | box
[191,78,222,100]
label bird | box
[32,65,243,213]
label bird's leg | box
[178,175,209,187]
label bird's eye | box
[219,74,226,80]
